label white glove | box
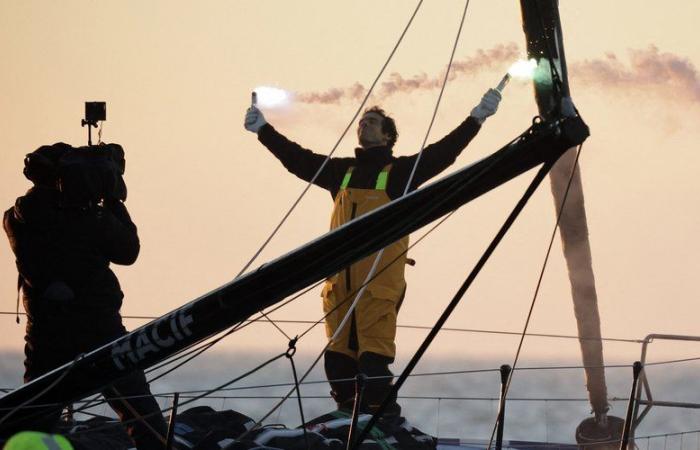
[470,88,502,124]
[244,106,267,133]
[561,96,576,118]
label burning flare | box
[253,86,292,108]
[497,58,538,92]
[508,58,538,79]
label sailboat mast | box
[520,0,609,422]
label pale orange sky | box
[1,0,699,370]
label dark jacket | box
[4,187,140,322]
[257,116,482,200]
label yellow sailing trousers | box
[322,165,408,360]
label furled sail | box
[520,0,609,425]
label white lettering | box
[111,339,136,370]
[178,310,194,336]
[110,307,195,370]
[151,317,175,348]
[135,331,160,361]
[170,314,183,340]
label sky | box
[1,0,700,376]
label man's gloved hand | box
[470,88,502,125]
[244,106,267,133]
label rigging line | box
[139,358,700,397]
[404,0,471,195]
[71,394,105,418]
[328,0,471,357]
[144,141,477,384]
[73,284,325,415]
[146,133,498,389]
[110,385,167,446]
[640,430,700,440]
[0,353,82,429]
[548,429,700,450]
[18,354,700,411]
[71,351,288,438]
[485,143,584,450]
[262,312,292,341]
[0,311,647,345]
[244,126,546,432]
[0,389,628,413]
[302,145,534,349]
[234,0,425,281]
[397,324,644,344]
[295,144,516,342]
[14,112,530,410]
[353,159,557,450]
[206,394,619,403]
[143,280,323,380]
[285,340,310,449]
[15,354,698,414]
[162,394,605,402]
[69,283,320,414]
[73,329,253,414]
[27,394,622,403]
[295,122,539,343]
[234,343,330,443]
[644,355,700,366]
[263,2,479,414]
[93,119,533,417]
[225,0,427,342]
[297,212,454,342]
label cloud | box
[570,45,700,101]
[296,43,520,104]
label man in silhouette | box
[4,143,170,450]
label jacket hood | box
[11,187,61,227]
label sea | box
[1,350,698,449]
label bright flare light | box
[253,86,291,108]
[507,58,538,79]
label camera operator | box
[3,143,169,450]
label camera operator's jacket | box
[3,188,139,373]
[257,116,481,359]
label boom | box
[0,115,588,434]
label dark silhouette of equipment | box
[81,101,106,146]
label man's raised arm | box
[404,89,502,190]
[244,106,341,191]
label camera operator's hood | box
[23,142,72,187]
[10,187,61,228]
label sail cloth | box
[549,152,608,416]
[520,0,608,417]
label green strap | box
[375,164,392,190]
[375,170,389,190]
[340,167,354,190]
[340,165,391,190]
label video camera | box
[23,142,127,206]
[22,101,127,207]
